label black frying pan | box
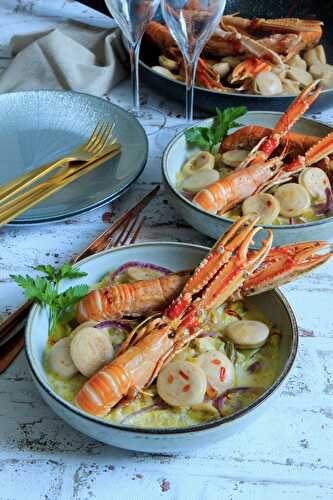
[76,0,333,113]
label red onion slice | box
[120,402,167,424]
[213,387,265,416]
[111,261,172,281]
[314,187,333,216]
[198,331,219,338]
[95,320,132,332]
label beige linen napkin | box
[0,22,128,96]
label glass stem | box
[184,57,198,123]
[128,41,141,114]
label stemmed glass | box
[105,0,160,115]
[161,0,226,122]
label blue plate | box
[0,91,148,224]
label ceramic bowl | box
[162,112,333,246]
[25,242,298,453]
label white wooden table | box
[0,2,333,499]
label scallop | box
[274,183,311,217]
[298,167,331,200]
[212,62,230,78]
[182,169,219,193]
[253,71,283,96]
[47,337,78,379]
[151,66,177,80]
[182,151,215,177]
[287,67,313,86]
[221,149,249,168]
[288,55,307,71]
[223,320,269,349]
[304,45,326,67]
[242,193,280,224]
[197,351,235,397]
[158,55,178,71]
[70,326,114,377]
[157,361,207,407]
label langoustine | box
[193,80,333,215]
[75,216,333,416]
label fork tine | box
[81,123,104,152]
[113,213,140,247]
[90,123,114,156]
[83,122,106,153]
[129,216,145,244]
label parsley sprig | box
[11,263,89,334]
[185,106,247,153]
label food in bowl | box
[144,15,333,96]
[16,218,332,429]
[176,82,333,225]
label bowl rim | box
[162,111,333,231]
[140,59,333,100]
[25,241,299,436]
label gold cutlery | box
[0,185,160,373]
[0,122,116,203]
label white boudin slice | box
[253,71,283,96]
[197,351,235,397]
[221,149,249,168]
[182,169,219,193]
[157,360,207,407]
[70,326,114,378]
[223,320,269,349]
[70,321,98,337]
[182,151,215,177]
[242,193,280,224]
[48,337,78,379]
[274,183,311,217]
[298,167,331,200]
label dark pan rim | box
[0,90,148,225]
[140,60,333,99]
[25,242,299,436]
[162,111,333,231]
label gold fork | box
[0,185,159,374]
[0,143,121,226]
[0,122,115,203]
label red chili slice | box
[167,374,174,384]
[179,370,189,380]
[219,367,226,382]
[211,359,221,365]
[182,384,191,392]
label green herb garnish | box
[11,263,89,334]
[185,106,247,152]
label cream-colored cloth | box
[0,22,128,96]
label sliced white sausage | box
[47,337,78,379]
[253,71,283,96]
[197,351,235,397]
[286,67,313,86]
[304,45,326,66]
[288,55,307,70]
[152,66,177,80]
[274,183,311,217]
[182,151,215,177]
[182,169,219,193]
[157,361,207,407]
[298,167,331,200]
[212,62,230,78]
[70,327,114,377]
[158,55,178,71]
[242,193,280,224]
[71,321,98,336]
[221,149,249,168]
[125,266,164,281]
[224,320,269,349]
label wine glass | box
[161,0,226,122]
[104,0,160,115]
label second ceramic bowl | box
[162,112,333,246]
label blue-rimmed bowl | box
[162,112,333,246]
[25,242,298,453]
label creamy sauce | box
[45,273,281,429]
